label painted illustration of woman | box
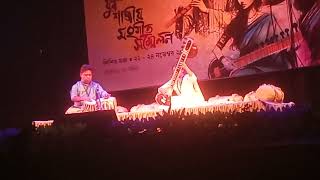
[204,0,297,79]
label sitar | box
[155,37,195,106]
[209,31,303,79]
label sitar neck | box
[169,38,194,87]
[234,31,302,68]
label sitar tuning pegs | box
[280,31,285,39]
[285,28,290,36]
[292,23,298,32]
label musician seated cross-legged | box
[157,63,205,108]
[65,64,114,114]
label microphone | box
[96,87,102,110]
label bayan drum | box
[83,100,97,112]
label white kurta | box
[159,73,205,108]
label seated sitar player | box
[157,62,205,107]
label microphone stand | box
[96,88,102,111]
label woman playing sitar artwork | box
[196,0,297,79]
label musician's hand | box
[181,62,195,76]
[81,96,91,101]
[190,0,208,13]
[103,93,111,99]
[221,56,237,71]
[158,87,173,96]
[158,87,164,94]
[181,62,187,69]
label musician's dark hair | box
[224,0,262,48]
[294,0,318,18]
[80,64,94,74]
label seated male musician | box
[65,64,111,114]
[157,63,205,108]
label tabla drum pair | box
[83,97,117,112]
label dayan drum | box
[83,100,97,112]
[98,97,117,110]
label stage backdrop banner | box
[84,0,306,91]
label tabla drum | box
[83,100,97,112]
[98,97,117,110]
